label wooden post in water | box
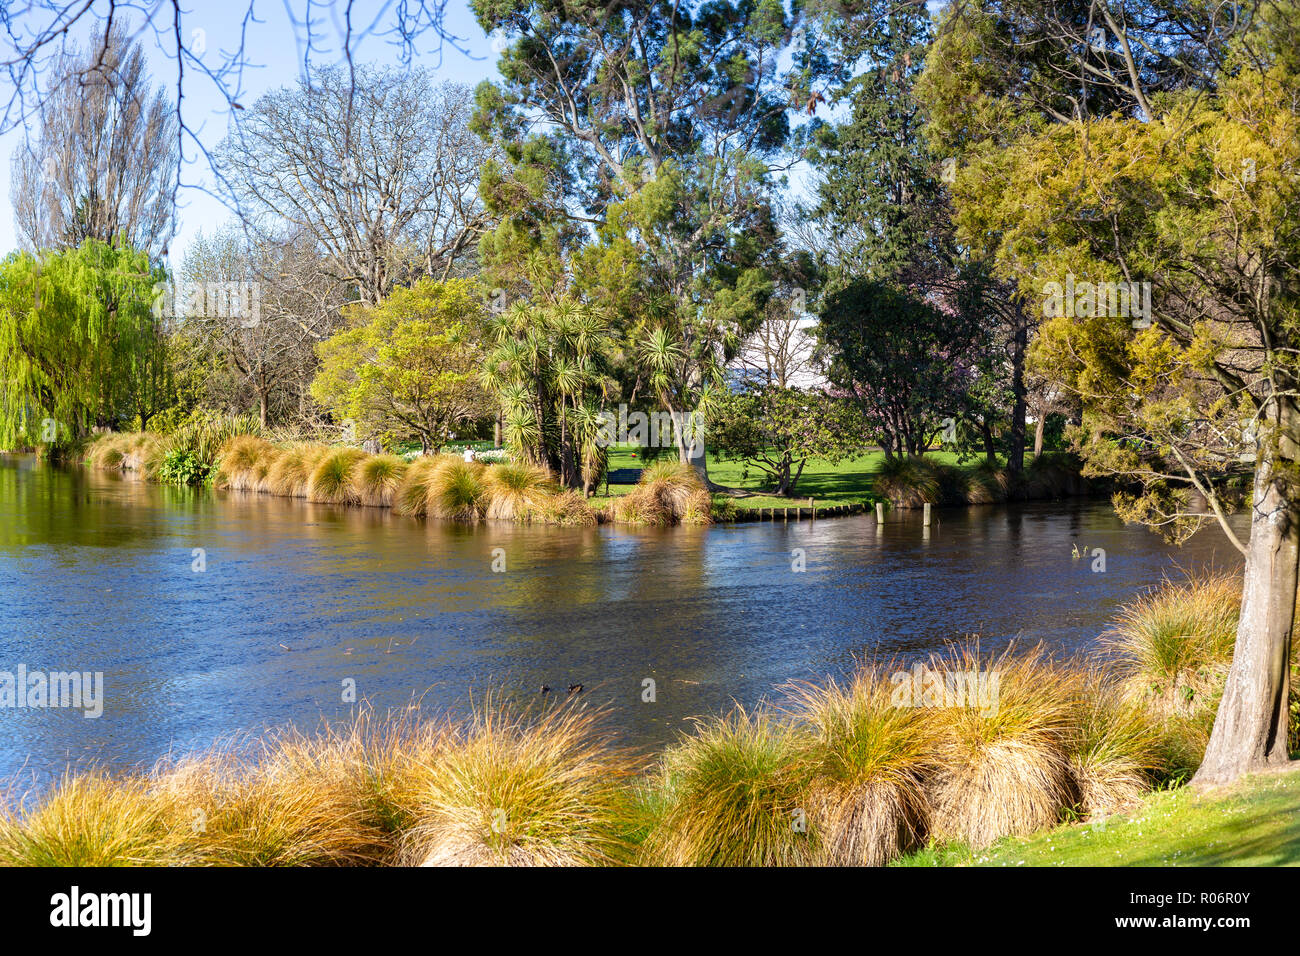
[875,502,885,523]
[923,502,932,527]
[810,498,816,521]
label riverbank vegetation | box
[1,574,1286,867]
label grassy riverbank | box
[84,427,1090,524]
[1,573,1286,867]
[898,767,1300,867]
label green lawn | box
[588,445,973,510]
[896,768,1300,867]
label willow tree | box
[922,0,1300,785]
[0,239,166,449]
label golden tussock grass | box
[425,459,488,523]
[307,448,368,505]
[355,454,408,507]
[399,699,637,867]
[611,460,712,526]
[484,462,556,521]
[923,644,1078,849]
[785,667,938,866]
[263,444,331,498]
[642,706,815,867]
[1065,671,1165,819]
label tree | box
[473,0,792,482]
[710,385,864,496]
[217,68,491,305]
[9,20,178,259]
[311,279,489,453]
[0,239,166,448]
[804,0,1032,475]
[175,226,350,427]
[923,0,1300,785]
[481,297,616,493]
[818,277,982,459]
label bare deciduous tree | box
[9,20,178,257]
[215,67,492,305]
[177,225,348,426]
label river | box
[0,454,1245,784]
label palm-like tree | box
[481,296,614,490]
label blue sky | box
[0,0,502,267]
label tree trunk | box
[258,392,269,428]
[1193,398,1298,787]
[1033,414,1046,459]
[1007,312,1028,477]
[980,418,997,466]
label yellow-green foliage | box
[426,459,488,522]
[307,448,367,505]
[0,772,190,866]
[401,702,636,867]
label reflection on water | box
[0,454,1245,784]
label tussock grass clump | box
[0,772,189,866]
[84,432,133,470]
[307,448,367,505]
[264,443,330,498]
[214,435,276,490]
[538,489,600,526]
[787,669,938,866]
[925,645,1077,849]
[1066,674,1164,818]
[1104,572,1239,721]
[644,707,815,867]
[426,459,488,522]
[156,734,388,867]
[964,462,1010,504]
[401,702,635,867]
[873,456,943,507]
[612,460,712,526]
[393,456,441,516]
[355,454,407,508]
[484,462,556,521]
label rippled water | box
[0,454,1245,784]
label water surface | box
[0,455,1244,784]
